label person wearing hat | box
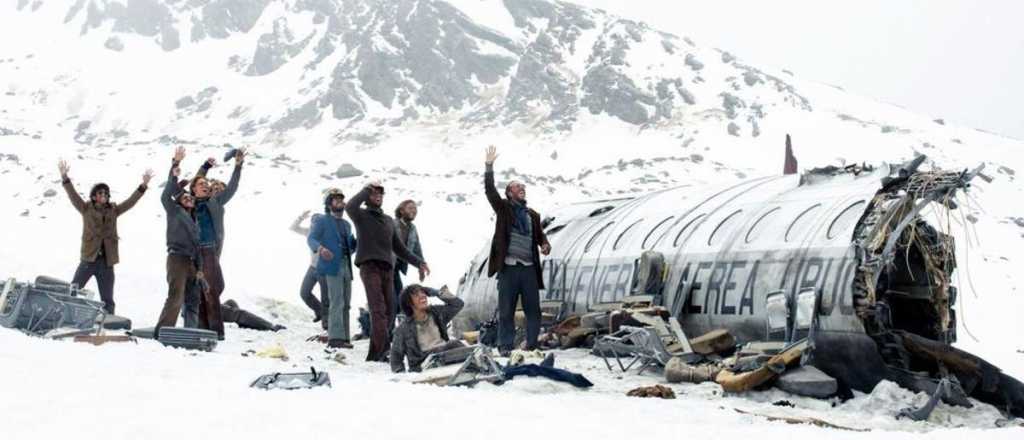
[390,284,465,373]
[308,188,358,348]
[155,146,206,333]
[346,180,430,362]
[58,158,153,314]
[483,145,551,355]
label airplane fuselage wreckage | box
[457,155,1024,417]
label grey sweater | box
[161,162,201,265]
[345,187,423,268]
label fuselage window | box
[827,201,867,240]
[642,216,676,250]
[585,222,615,253]
[709,210,744,246]
[546,224,567,236]
[785,204,823,243]
[745,207,781,243]
[673,214,706,247]
[614,219,644,250]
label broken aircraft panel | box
[456,156,1024,417]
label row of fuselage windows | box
[563,200,868,254]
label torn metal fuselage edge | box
[457,155,1024,417]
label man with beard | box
[392,199,424,327]
[155,147,205,333]
[483,145,551,355]
[307,188,358,348]
[183,149,245,340]
[58,159,153,314]
[346,181,430,362]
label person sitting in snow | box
[57,159,153,314]
[390,284,465,373]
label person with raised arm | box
[58,159,152,314]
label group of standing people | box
[59,146,244,340]
[57,145,552,368]
[303,180,430,362]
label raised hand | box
[142,169,154,186]
[485,145,498,165]
[235,147,246,165]
[173,146,186,163]
[206,157,217,167]
[58,159,70,179]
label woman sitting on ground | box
[390,284,465,373]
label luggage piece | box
[33,275,96,300]
[99,314,132,330]
[251,368,331,390]
[130,326,218,351]
[422,344,477,370]
[0,278,106,335]
[775,365,838,398]
[690,329,736,355]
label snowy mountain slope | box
[1,1,1024,437]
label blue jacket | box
[307,213,356,278]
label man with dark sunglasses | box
[58,159,152,314]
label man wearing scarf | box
[346,181,430,362]
[483,145,551,355]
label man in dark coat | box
[346,181,430,362]
[155,147,205,333]
[307,188,358,348]
[58,159,152,314]
[390,284,464,373]
[484,146,550,354]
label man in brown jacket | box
[58,159,152,314]
[484,146,550,354]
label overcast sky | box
[569,0,1024,140]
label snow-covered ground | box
[2,0,1024,438]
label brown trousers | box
[198,247,225,337]
[360,260,394,362]
[156,255,198,329]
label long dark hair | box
[399,284,425,317]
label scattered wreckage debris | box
[415,346,593,389]
[72,335,137,346]
[130,327,219,352]
[732,408,868,432]
[1,276,109,335]
[775,366,838,399]
[665,358,720,384]
[250,367,331,391]
[627,385,676,399]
